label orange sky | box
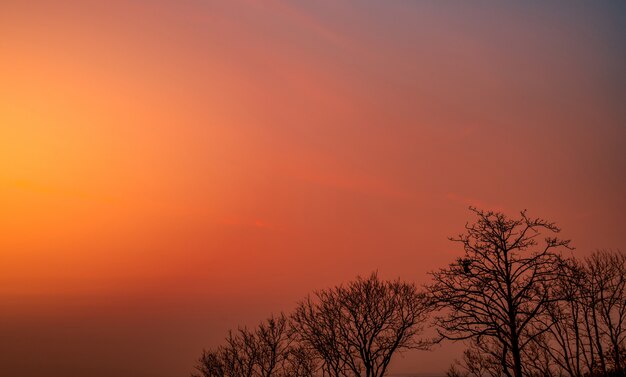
[1,1,625,376]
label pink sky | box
[1,1,625,376]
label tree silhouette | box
[291,272,431,377]
[193,313,315,377]
[429,208,571,377]
[529,250,626,377]
[192,208,625,377]
[585,250,626,376]
[534,257,590,377]
[445,339,504,377]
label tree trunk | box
[591,305,608,377]
[510,335,523,377]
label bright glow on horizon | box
[1,1,625,376]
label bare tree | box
[428,208,571,377]
[507,250,626,377]
[291,272,431,377]
[585,250,626,376]
[193,313,315,377]
[520,332,560,377]
[446,339,504,377]
[534,257,590,377]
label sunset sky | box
[1,1,625,376]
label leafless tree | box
[534,257,590,377]
[521,332,561,377]
[499,250,626,377]
[445,339,504,377]
[193,313,315,377]
[428,207,571,377]
[191,207,625,377]
[584,250,626,376]
[291,272,431,377]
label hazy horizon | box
[1,1,625,376]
